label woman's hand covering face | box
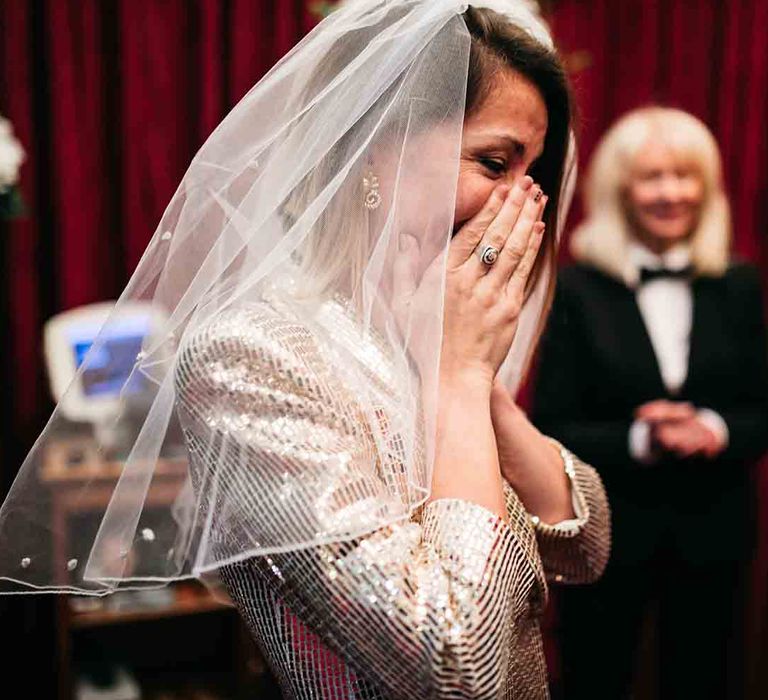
[392,177,547,386]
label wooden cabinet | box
[41,437,267,699]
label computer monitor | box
[44,301,167,425]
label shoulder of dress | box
[175,299,333,403]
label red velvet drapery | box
[0,0,766,695]
[0,1,316,473]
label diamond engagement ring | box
[476,243,500,266]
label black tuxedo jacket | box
[532,262,768,566]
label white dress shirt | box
[627,242,728,461]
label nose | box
[508,164,531,188]
[658,174,685,202]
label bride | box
[0,2,609,698]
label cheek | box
[454,172,496,229]
[683,181,705,209]
[627,182,657,211]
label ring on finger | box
[475,243,500,266]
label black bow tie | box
[639,265,693,284]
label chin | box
[642,220,693,244]
[653,229,689,242]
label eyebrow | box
[497,135,527,158]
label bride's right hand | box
[439,177,547,389]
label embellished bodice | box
[174,289,610,699]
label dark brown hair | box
[290,5,575,323]
[463,7,575,317]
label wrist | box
[439,366,494,398]
[696,409,729,449]
[629,419,656,464]
[500,427,557,483]
[506,438,576,523]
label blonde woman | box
[534,106,768,698]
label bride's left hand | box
[490,379,576,524]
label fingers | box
[702,434,723,458]
[653,419,719,458]
[466,177,534,273]
[448,183,512,268]
[506,219,545,299]
[654,424,694,455]
[636,400,695,423]
[636,400,691,422]
[483,186,546,290]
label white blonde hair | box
[570,106,731,285]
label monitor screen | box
[69,316,150,398]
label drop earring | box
[363,171,382,210]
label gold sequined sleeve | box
[175,305,545,699]
[503,446,611,586]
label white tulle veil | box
[0,0,576,594]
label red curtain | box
[0,0,316,468]
[0,0,766,695]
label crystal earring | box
[363,171,382,210]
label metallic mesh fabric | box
[175,292,610,699]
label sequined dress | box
[175,287,610,700]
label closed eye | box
[480,158,506,175]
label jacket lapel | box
[681,277,719,397]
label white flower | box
[0,115,25,192]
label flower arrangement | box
[0,114,25,220]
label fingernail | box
[532,188,543,203]
[520,176,534,191]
